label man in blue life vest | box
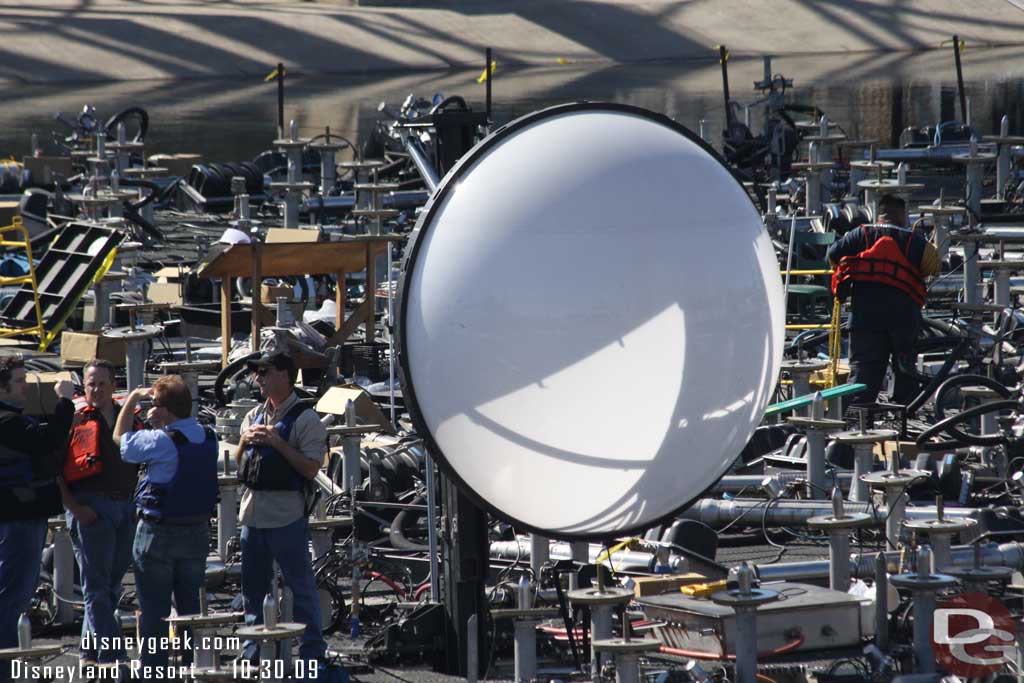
[234,350,327,661]
[0,354,75,683]
[828,193,940,406]
[115,375,218,673]
[58,359,141,667]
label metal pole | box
[952,36,967,124]
[850,444,872,502]
[884,487,905,550]
[530,534,549,578]
[874,553,888,650]
[53,524,75,625]
[513,620,537,682]
[426,453,441,603]
[217,479,238,562]
[386,241,396,427]
[719,45,732,128]
[964,240,981,305]
[828,531,850,591]
[734,607,758,683]
[277,62,285,140]
[342,401,361,494]
[783,216,797,313]
[485,48,492,128]
[591,605,613,678]
[997,115,1011,199]
[466,614,479,683]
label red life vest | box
[64,404,143,483]
[831,225,927,307]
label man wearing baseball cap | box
[233,350,327,661]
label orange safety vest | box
[831,225,927,307]
[64,404,143,483]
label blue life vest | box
[135,426,219,523]
[238,403,307,491]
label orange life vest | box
[64,404,143,483]
[831,225,927,307]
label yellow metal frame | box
[0,217,45,347]
[36,247,117,352]
[781,267,843,389]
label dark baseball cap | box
[246,350,296,374]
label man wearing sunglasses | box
[115,375,218,675]
[234,351,327,662]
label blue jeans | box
[132,519,209,670]
[241,517,325,659]
[0,518,47,682]
[67,495,136,663]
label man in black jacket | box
[0,354,75,682]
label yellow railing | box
[0,217,45,348]
[782,267,842,388]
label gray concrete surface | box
[0,1,1023,84]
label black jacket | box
[0,398,74,521]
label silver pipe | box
[490,539,662,574]
[301,190,429,214]
[679,498,978,528]
[710,472,853,494]
[871,143,997,162]
[755,541,1024,583]
[403,137,440,193]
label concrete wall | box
[1,0,1022,84]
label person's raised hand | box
[54,380,75,400]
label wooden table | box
[197,235,401,365]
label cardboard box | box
[266,228,319,244]
[147,282,183,306]
[24,371,76,416]
[874,440,922,461]
[316,384,394,433]
[261,284,294,303]
[60,331,127,367]
[154,266,189,283]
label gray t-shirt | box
[238,392,326,528]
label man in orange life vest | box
[827,193,940,406]
[58,359,142,666]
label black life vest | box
[237,403,307,491]
[831,224,927,307]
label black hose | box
[122,206,164,241]
[104,106,149,143]
[388,494,429,551]
[119,177,162,210]
[932,374,1013,442]
[429,95,469,115]
[214,352,261,406]
[916,399,1020,449]
[904,340,971,417]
